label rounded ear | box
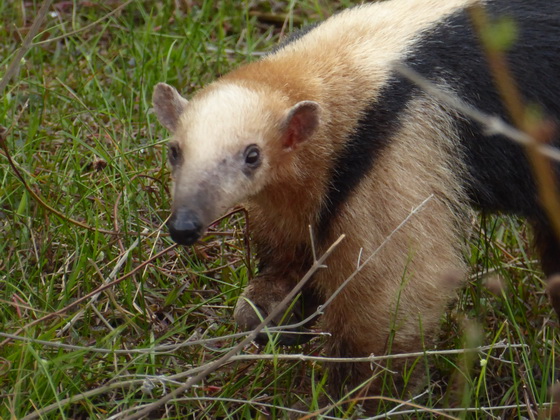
[152,83,189,133]
[280,101,321,150]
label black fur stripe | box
[317,0,560,239]
[317,78,415,237]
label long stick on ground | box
[17,340,525,420]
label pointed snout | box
[167,208,204,245]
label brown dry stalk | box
[0,0,54,95]
[468,4,560,239]
[0,127,121,236]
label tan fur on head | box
[152,79,325,244]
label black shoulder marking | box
[318,0,560,239]
[317,77,415,238]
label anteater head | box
[152,81,321,246]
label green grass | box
[0,1,558,419]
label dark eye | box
[168,143,181,165]
[244,144,261,168]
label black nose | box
[167,208,204,245]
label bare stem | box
[468,4,560,241]
[119,234,345,420]
[0,0,54,95]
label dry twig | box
[119,234,346,420]
[468,4,560,241]
[0,0,54,95]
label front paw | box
[233,282,315,346]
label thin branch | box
[0,0,54,95]
[199,341,528,364]
[0,125,121,236]
[0,329,324,354]
[392,64,560,163]
[119,234,346,420]
[108,396,329,420]
[366,403,552,420]
[308,224,318,262]
[381,389,430,418]
[300,395,461,420]
[273,194,435,332]
[0,330,525,360]
[319,195,434,315]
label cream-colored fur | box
[315,95,470,394]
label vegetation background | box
[0,0,557,418]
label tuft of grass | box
[0,1,558,419]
